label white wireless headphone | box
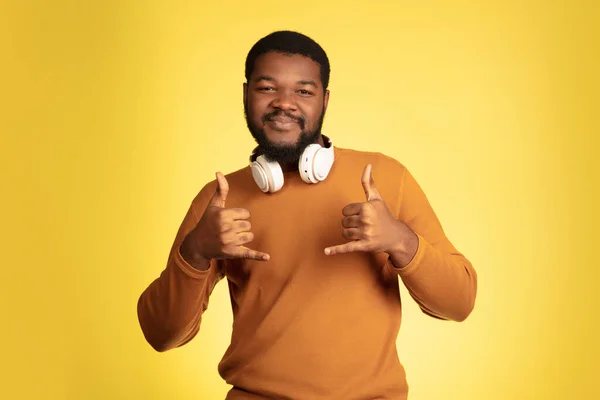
[249,135,335,193]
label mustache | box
[262,110,305,129]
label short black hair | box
[245,30,330,91]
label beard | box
[244,100,326,164]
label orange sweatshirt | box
[137,147,477,399]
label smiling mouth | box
[266,117,299,131]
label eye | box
[298,89,314,96]
[258,87,275,92]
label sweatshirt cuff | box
[174,246,215,279]
[391,232,429,276]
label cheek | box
[306,105,324,126]
[248,97,269,121]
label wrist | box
[180,235,211,271]
[386,224,419,268]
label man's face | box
[244,52,329,164]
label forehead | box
[251,52,322,85]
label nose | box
[271,90,297,111]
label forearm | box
[137,248,217,351]
[389,233,477,321]
[137,181,228,350]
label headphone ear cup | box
[312,146,334,181]
[298,144,321,183]
[251,155,284,193]
[299,143,335,184]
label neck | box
[280,162,298,173]
[280,135,327,173]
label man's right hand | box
[180,172,270,270]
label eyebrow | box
[254,75,276,83]
[254,75,319,89]
[297,80,319,89]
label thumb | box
[361,164,382,201]
[209,172,229,208]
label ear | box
[323,89,330,112]
[243,82,248,105]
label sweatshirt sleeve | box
[389,167,477,322]
[137,183,225,352]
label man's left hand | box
[324,164,417,261]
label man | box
[137,30,477,399]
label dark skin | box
[180,52,418,270]
[244,52,330,172]
[324,163,419,268]
[180,53,328,269]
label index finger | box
[342,203,363,216]
[233,246,270,261]
[324,241,366,256]
[222,208,251,220]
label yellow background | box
[2,0,598,399]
